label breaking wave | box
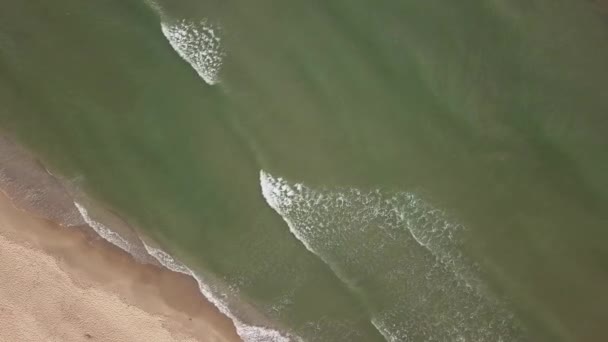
[147,0,224,84]
[161,18,225,85]
[260,170,527,342]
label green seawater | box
[1,0,607,341]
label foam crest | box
[142,242,292,342]
[260,170,466,276]
[74,202,133,254]
[161,19,225,85]
[260,171,358,294]
[260,170,527,342]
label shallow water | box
[1,0,607,341]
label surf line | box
[74,201,293,342]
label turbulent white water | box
[161,18,225,85]
[260,170,526,342]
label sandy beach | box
[0,190,241,342]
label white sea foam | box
[142,242,292,342]
[260,170,467,277]
[260,170,526,342]
[161,19,225,85]
[260,171,359,294]
[75,199,291,342]
[74,202,133,255]
[371,318,402,342]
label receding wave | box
[260,170,527,342]
[74,203,292,341]
[73,200,292,341]
[74,202,133,254]
[142,243,292,342]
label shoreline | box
[0,132,293,341]
[0,134,246,341]
[0,131,299,342]
[0,185,241,341]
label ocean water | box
[1,0,608,341]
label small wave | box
[142,243,292,342]
[74,202,133,255]
[75,198,291,341]
[161,18,225,85]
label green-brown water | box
[1,0,607,341]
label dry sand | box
[0,191,242,342]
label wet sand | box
[0,191,241,342]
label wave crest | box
[161,19,225,85]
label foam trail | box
[260,169,473,284]
[161,19,225,85]
[74,202,132,255]
[260,171,363,294]
[260,171,390,340]
[260,170,440,275]
[142,243,292,342]
[260,170,527,342]
[371,319,400,342]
